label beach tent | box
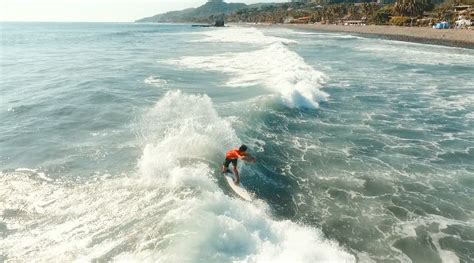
[433,22,450,29]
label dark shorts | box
[223,158,238,168]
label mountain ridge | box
[135,0,276,23]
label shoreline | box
[244,23,474,49]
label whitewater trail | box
[1,91,354,262]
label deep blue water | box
[1,22,473,262]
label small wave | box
[294,31,363,40]
[192,27,297,44]
[355,41,474,65]
[14,168,53,181]
[144,75,168,88]
[167,43,328,109]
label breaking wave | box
[168,39,328,109]
[0,91,354,262]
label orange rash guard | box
[225,150,246,160]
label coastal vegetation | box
[227,0,471,27]
[136,0,473,28]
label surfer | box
[222,144,256,184]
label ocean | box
[1,22,473,262]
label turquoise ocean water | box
[1,22,473,262]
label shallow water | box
[1,22,473,262]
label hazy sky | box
[0,0,286,22]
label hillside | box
[135,0,248,23]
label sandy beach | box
[255,23,474,49]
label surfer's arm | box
[241,154,256,163]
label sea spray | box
[138,90,240,182]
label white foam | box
[15,167,38,173]
[167,43,328,109]
[466,112,474,119]
[431,94,474,111]
[137,90,240,183]
[193,27,297,45]
[393,215,467,263]
[294,31,364,39]
[0,91,354,262]
[355,40,474,65]
[144,75,168,88]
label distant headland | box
[135,0,252,23]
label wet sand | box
[252,23,474,49]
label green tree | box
[394,0,432,17]
[369,6,393,24]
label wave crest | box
[168,42,328,109]
[192,27,297,45]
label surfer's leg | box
[231,160,240,184]
[233,168,240,184]
[222,159,230,173]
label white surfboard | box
[224,173,252,202]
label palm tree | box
[394,0,427,17]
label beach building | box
[454,5,473,20]
[455,18,471,28]
[343,20,366,25]
[454,5,471,12]
[285,16,312,23]
[339,14,367,26]
[293,16,312,23]
[453,5,473,29]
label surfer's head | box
[239,144,248,152]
